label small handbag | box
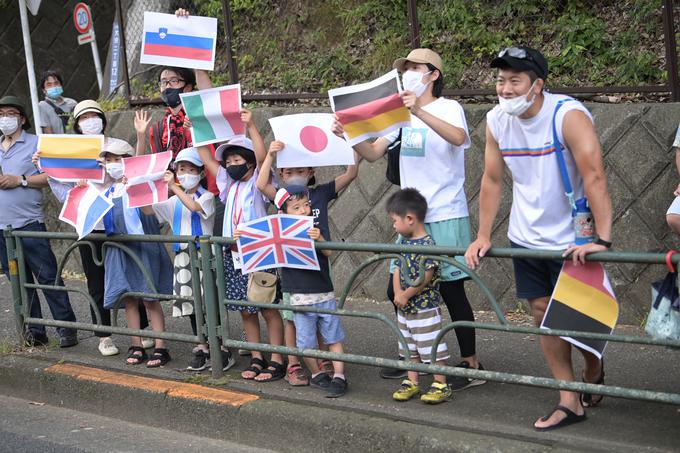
[247,271,278,303]
[646,254,680,341]
[385,129,402,186]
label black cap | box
[490,46,548,80]
[0,95,31,130]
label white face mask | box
[79,117,103,135]
[178,173,200,190]
[498,81,537,116]
[106,162,124,180]
[402,70,432,97]
[0,117,19,136]
[285,175,309,187]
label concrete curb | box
[0,354,559,453]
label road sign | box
[77,30,94,45]
[73,3,92,34]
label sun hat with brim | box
[0,95,31,130]
[393,48,443,73]
[490,46,548,80]
[73,99,104,120]
[215,135,255,164]
[174,147,203,167]
[98,137,134,158]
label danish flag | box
[236,214,320,273]
[123,151,172,208]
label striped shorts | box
[397,307,449,364]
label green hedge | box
[194,0,667,93]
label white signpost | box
[73,2,103,90]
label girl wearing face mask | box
[332,49,484,389]
[151,147,234,371]
[196,110,286,382]
[97,141,173,368]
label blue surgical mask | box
[46,86,63,99]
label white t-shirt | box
[487,92,593,250]
[384,97,471,223]
[153,190,216,247]
[216,166,270,237]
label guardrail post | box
[200,237,223,378]
[4,229,25,342]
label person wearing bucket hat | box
[465,46,612,431]
[0,95,79,348]
[197,110,287,382]
[332,49,482,386]
[38,70,77,134]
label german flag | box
[329,69,410,146]
[541,261,619,358]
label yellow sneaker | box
[392,379,420,402]
[420,382,452,404]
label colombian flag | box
[38,135,105,183]
[329,69,410,146]
[541,261,619,358]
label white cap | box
[99,137,134,157]
[174,147,203,167]
[214,135,254,162]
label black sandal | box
[581,360,605,407]
[126,346,147,365]
[534,405,587,432]
[146,348,171,368]
[254,361,286,382]
[242,357,267,380]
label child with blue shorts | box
[274,185,348,398]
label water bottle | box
[573,197,595,245]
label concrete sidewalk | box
[0,275,678,452]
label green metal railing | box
[4,229,680,405]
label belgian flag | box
[329,70,411,146]
[541,261,619,358]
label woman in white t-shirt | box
[332,49,483,388]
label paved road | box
[0,394,273,453]
[0,275,679,451]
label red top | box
[149,107,219,196]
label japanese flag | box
[268,113,355,168]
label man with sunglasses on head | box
[464,47,613,431]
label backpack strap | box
[43,98,70,129]
[551,98,577,210]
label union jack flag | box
[236,214,320,273]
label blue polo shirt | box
[0,131,44,229]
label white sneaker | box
[141,338,155,349]
[98,337,119,356]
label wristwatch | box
[20,175,28,187]
[594,237,612,249]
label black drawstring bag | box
[385,129,401,185]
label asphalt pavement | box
[0,274,678,452]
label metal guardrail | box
[3,229,680,405]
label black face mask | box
[161,87,183,107]
[226,163,250,181]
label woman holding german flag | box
[332,48,483,391]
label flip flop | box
[534,405,587,432]
[581,360,605,407]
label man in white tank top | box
[464,47,613,431]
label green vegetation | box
[190,0,666,93]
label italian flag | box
[180,84,246,146]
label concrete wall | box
[0,1,115,102]
[43,102,680,323]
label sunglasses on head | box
[498,47,535,63]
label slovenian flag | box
[541,261,619,358]
[140,12,217,71]
[38,135,105,183]
[123,151,173,208]
[329,69,411,146]
[269,113,355,168]
[59,183,113,239]
[180,84,245,147]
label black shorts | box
[510,241,563,300]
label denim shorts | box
[293,299,345,349]
[510,241,563,299]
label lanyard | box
[552,98,577,210]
